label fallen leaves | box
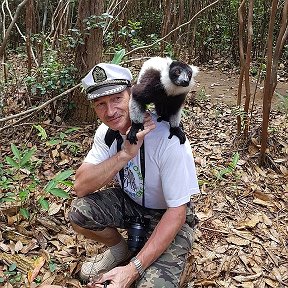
[183,90,288,287]
[0,69,287,287]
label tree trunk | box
[71,0,104,123]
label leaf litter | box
[0,69,287,287]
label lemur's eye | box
[187,71,192,78]
[174,69,181,75]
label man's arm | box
[74,114,156,197]
[74,151,131,197]
[136,204,187,269]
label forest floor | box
[0,65,287,288]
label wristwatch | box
[131,256,145,278]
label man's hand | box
[122,113,155,160]
[86,263,138,288]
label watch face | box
[92,66,107,84]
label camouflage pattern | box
[69,187,198,287]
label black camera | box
[124,216,150,252]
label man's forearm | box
[136,205,187,271]
[74,150,131,197]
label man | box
[69,63,199,287]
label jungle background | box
[0,0,287,287]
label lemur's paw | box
[168,126,186,144]
[127,122,144,144]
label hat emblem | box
[92,66,107,83]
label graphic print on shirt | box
[123,161,144,200]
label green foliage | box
[49,260,57,273]
[45,127,81,155]
[104,18,162,55]
[43,170,73,210]
[5,143,36,171]
[216,152,240,180]
[25,42,77,97]
[0,142,74,218]
[111,49,126,64]
[0,263,22,285]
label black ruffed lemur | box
[127,56,198,145]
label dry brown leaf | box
[226,235,250,246]
[14,240,23,253]
[233,272,262,282]
[51,149,59,158]
[279,165,288,175]
[253,198,274,207]
[253,190,272,201]
[28,255,46,283]
[57,233,75,246]
[261,213,272,226]
[195,279,217,286]
[264,277,280,288]
[237,214,261,229]
[48,203,62,216]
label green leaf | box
[231,152,240,168]
[20,208,30,219]
[47,139,61,146]
[33,124,48,140]
[9,263,17,272]
[39,197,49,210]
[0,277,5,283]
[49,188,70,199]
[0,197,16,203]
[20,148,36,167]
[5,156,19,168]
[53,170,74,182]
[49,261,56,272]
[64,127,80,134]
[59,180,74,187]
[11,144,21,160]
[44,179,57,192]
[111,49,125,64]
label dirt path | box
[196,68,287,108]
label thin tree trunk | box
[237,0,246,135]
[71,0,104,123]
[243,0,254,138]
[0,0,29,59]
[259,0,278,166]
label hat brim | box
[87,84,128,100]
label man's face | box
[93,89,131,134]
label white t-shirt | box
[84,113,200,209]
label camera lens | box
[127,223,147,251]
[125,216,150,252]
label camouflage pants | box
[69,187,198,287]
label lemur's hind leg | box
[127,97,146,144]
[168,109,186,144]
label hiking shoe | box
[79,248,132,281]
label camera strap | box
[105,128,146,207]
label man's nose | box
[106,102,115,116]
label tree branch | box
[125,0,221,57]
[0,83,81,124]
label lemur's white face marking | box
[162,62,198,96]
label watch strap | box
[131,256,145,278]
